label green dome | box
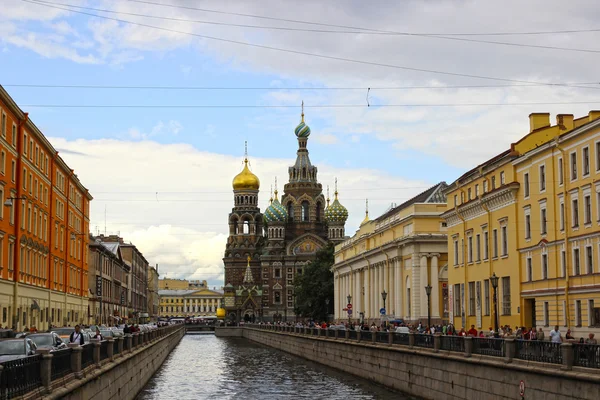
[325,193,348,223]
[294,121,311,137]
[264,192,288,223]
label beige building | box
[159,278,191,290]
[159,287,224,318]
[147,266,159,322]
[333,183,449,324]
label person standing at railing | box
[585,333,597,345]
[467,325,478,337]
[93,327,103,340]
[550,326,563,343]
[69,325,85,345]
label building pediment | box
[287,233,327,256]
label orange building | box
[0,85,92,331]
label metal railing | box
[414,334,434,348]
[0,354,43,399]
[573,344,600,369]
[376,332,388,344]
[472,337,504,357]
[100,341,110,362]
[440,335,465,352]
[50,348,72,381]
[392,333,410,346]
[113,339,119,356]
[348,329,358,340]
[81,343,95,369]
[516,340,562,364]
[327,329,335,338]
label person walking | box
[69,325,85,345]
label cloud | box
[128,120,183,140]
[313,133,339,145]
[48,136,430,286]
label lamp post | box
[490,273,499,336]
[424,284,432,328]
[381,290,387,312]
[325,298,330,321]
[347,294,352,324]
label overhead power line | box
[5,82,600,91]
[17,101,600,109]
[19,0,600,89]
[122,0,600,37]
[27,0,600,54]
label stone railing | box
[0,324,183,399]
[245,324,600,371]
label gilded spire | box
[334,177,339,199]
[301,100,304,123]
[269,184,273,203]
[274,176,278,199]
[243,255,254,284]
[244,140,248,162]
[326,185,330,207]
[232,142,260,190]
[361,198,370,225]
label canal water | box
[136,334,408,400]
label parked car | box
[27,333,67,352]
[99,330,114,339]
[0,338,37,362]
[53,327,91,343]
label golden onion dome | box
[216,308,226,319]
[232,158,260,190]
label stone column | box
[107,337,115,361]
[464,337,472,358]
[396,258,403,320]
[504,339,515,363]
[133,332,139,348]
[38,349,53,394]
[124,334,132,352]
[561,343,574,371]
[364,267,370,321]
[430,254,440,319]
[116,336,124,355]
[419,255,428,320]
[433,333,442,353]
[90,338,101,365]
[68,343,83,379]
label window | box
[501,226,508,256]
[476,234,481,261]
[453,194,457,206]
[460,239,464,264]
[483,180,488,193]
[525,214,531,239]
[558,157,564,185]
[524,173,530,197]
[483,279,490,315]
[22,168,26,189]
[588,300,596,327]
[584,195,592,225]
[301,201,309,222]
[560,201,565,231]
[467,236,473,263]
[583,146,590,176]
[571,152,578,180]
[453,284,461,318]
[491,176,496,190]
[501,277,511,315]
[467,188,471,200]
[539,165,546,191]
[475,184,479,197]
[10,161,15,182]
[586,246,593,274]
[526,257,532,281]
[483,231,489,260]
[572,199,579,227]
[561,250,566,277]
[453,239,459,265]
[542,253,548,279]
[543,302,549,327]
[597,142,600,171]
[468,282,475,316]
[492,229,498,258]
[500,171,505,185]
[575,300,582,327]
[540,207,547,235]
[1,112,5,137]
[0,151,4,175]
[573,248,581,275]
[11,124,16,147]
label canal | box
[137,334,408,400]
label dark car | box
[27,333,67,352]
[0,338,37,362]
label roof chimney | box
[529,113,550,132]
[589,110,600,122]
[556,114,574,131]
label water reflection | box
[137,335,407,400]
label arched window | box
[316,202,322,222]
[301,201,309,222]
[274,292,281,304]
[287,202,293,220]
[302,167,307,179]
[232,219,239,235]
[243,220,250,234]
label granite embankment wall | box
[45,326,184,400]
[226,327,599,400]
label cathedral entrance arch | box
[243,309,256,323]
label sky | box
[2,0,600,287]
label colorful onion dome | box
[232,158,260,190]
[264,190,288,223]
[325,191,348,223]
[295,103,311,137]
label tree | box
[294,243,334,322]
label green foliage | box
[293,243,334,321]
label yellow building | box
[443,111,600,337]
[158,278,191,290]
[333,183,449,324]
[158,288,224,318]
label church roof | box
[158,289,223,296]
[375,182,448,222]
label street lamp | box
[347,294,352,324]
[325,298,330,321]
[490,273,500,336]
[424,284,432,328]
[381,290,387,311]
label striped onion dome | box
[264,191,288,223]
[294,121,311,138]
[325,191,348,224]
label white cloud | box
[313,133,339,145]
[49,136,430,286]
[127,120,183,140]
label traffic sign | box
[347,304,353,310]
[347,309,353,315]
[380,308,386,315]
[519,381,525,397]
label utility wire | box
[28,0,600,54]
[17,101,600,108]
[121,0,600,37]
[19,0,600,89]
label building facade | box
[0,86,92,331]
[147,266,159,322]
[443,111,600,336]
[223,111,347,323]
[333,183,448,324]
[88,237,129,325]
[158,287,224,318]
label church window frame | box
[316,201,322,222]
[301,201,310,222]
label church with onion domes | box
[222,107,348,323]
